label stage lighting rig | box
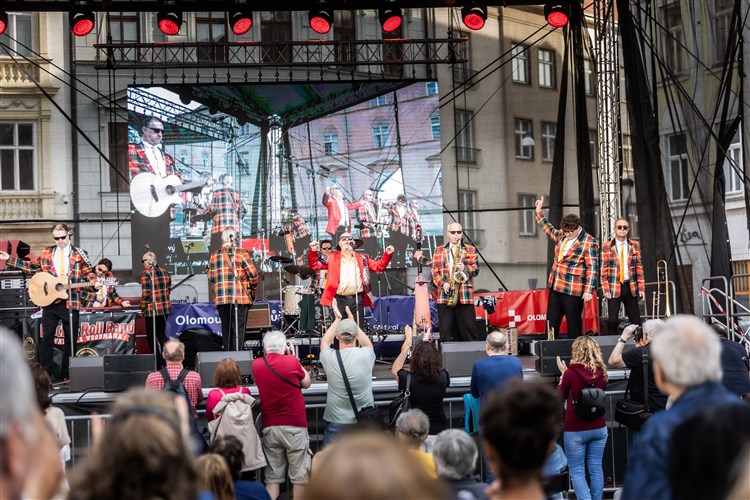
[461,5,487,31]
[0,12,7,36]
[308,8,333,35]
[158,5,182,36]
[70,3,95,37]
[230,9,253,35]
[379,6,403,33]
[544,1,570,28]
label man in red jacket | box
[308,232,394,328]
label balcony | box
[0,59,41,86]
[454,146,482,166]
[0,195,43,220]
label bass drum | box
[282,286,313,315]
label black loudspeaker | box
[602,424,629,486]
[103,354,155,392]
[441,341,487,377]
[179,328,223,369]
[595,335,635,365]
[474,319,489,341]
[70,356,104,391]
[535,356,571,376]
[195,351,253,387]
[247,303,272,330]
[536,339,575,358]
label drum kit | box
[269,255,320,335]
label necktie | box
[58,249,66,276]
[557,241,566,263]
[619,243,626,282]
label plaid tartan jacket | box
[208,188,248,234]
[81,272,125,308]
[601,238,645,298]
[208,247,259,305]
[8,246,95,310]
[128,143,178,178]
[284,213,311,239]
[535,213,599,297]
[431,243,479,305]
[387,203,410,235]
[140,266,172,317]
[357,201,378,238]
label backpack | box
[160,368,208,454]
[570,368,606,420]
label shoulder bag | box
[388,371,412,427]
[614,348,653,429]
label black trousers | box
[217,303,249,351]
[145,314,168,368]
[547,289,584,339]
[607,282,642,333]
[40,301,78,379]
[334,293,367,330]
[437,303,477,342]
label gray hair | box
[221,228,237,246]
[263,331,287,354]
[650,315,722,388]
[163,339,185,362]
[486,329,508,353]
[432,429,478,480]
[0,329,35,440]
[395,409,429,446]
[642,319,665,340]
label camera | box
[634,326,644,343]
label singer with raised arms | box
[308,232,394,328]
[208,229,259,351]
[429,222,479,342]
[0,223,97,382]
[140,250,171,368]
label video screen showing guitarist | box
[0,223,96,383]
[207,229,259,351]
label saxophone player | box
[430,222,479,342]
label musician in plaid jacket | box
[128,116,179,179]
[357,190,379,239]
[208,229,259,351]
[601,218,645,334]
[430,222,479,342]
[141,252,172,365]
[535,197,599,339]
[0,223,96,381]
[81,258,131,309]
[208,174,248,250]
[387,195,410,236]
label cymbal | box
[269,255,293,264]
[285,265,315,276]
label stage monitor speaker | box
[104,354,155,372]
[70,357,104,392]
[247,303,272,330]
[536,339,575,358]
[535,356,571,376]
[441,341,487,377]
[104,371,151,392]
[195,351,253,386]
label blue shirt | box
[234,480,271,500]
[470,354,523,403]
[622,381,741,500]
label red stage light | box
[70,9,95,37]
[545,2,570,28]
[0,12,7,36]
[462,6,487,31]
[158,10,182,36]
[380,7,403,33]
[230,11,253,35]
[308,9,333,35]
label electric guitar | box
[130,172,206,218]
[29,272,119,308]
[413,225,431,331]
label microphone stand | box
[149,261,158,371]
[228,239,241,352]
[67,244,90,371]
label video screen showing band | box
[127,82,444,275]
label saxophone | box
[447,244,469,307]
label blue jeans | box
[323,421,353,447]
[564,427,608,500]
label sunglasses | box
[340,236,354,241]
[53,235,68,241]
[147,127,164,133]
[449,230,463,235]
[321,247,332,250]
[616,225,629,230]
[96,268,108,273]
[142,259,150,263]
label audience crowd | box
[2,313,749,500]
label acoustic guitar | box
[130,172,206,218]
[29,272,118,308]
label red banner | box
[475,290,599,335]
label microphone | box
[229,233,235,247]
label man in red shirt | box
[252,331,312,499]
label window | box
[518,195,537,236]
[583,59,595,96]
[512,44,530,84]
[431,116,441,140]
[515,118,534,160]
[452,31,472,83]
[712,0,733,64]
[589,129,599,167]
[3,13,32,57]
[0,123,35,191]
[426,81,439,96]
[668,134,690,201]
[538,49,555,88]
[456,109,476,163]
[108,123,129,191]
[541,122,556,162]
[324,133,339,155]
[373,125,390,148]
[261,11,292,63]
[370,95,387,107]
[334,10,356,63]
[458,190,477,231]
[196,12,228,62]
[108,12,139,61]
[724,141,743,194]
[662,3,684,72]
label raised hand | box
[535,196,544,215]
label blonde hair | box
[571,336,608,381]
[196,454,235,500]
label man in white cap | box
[318,299,375,445]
